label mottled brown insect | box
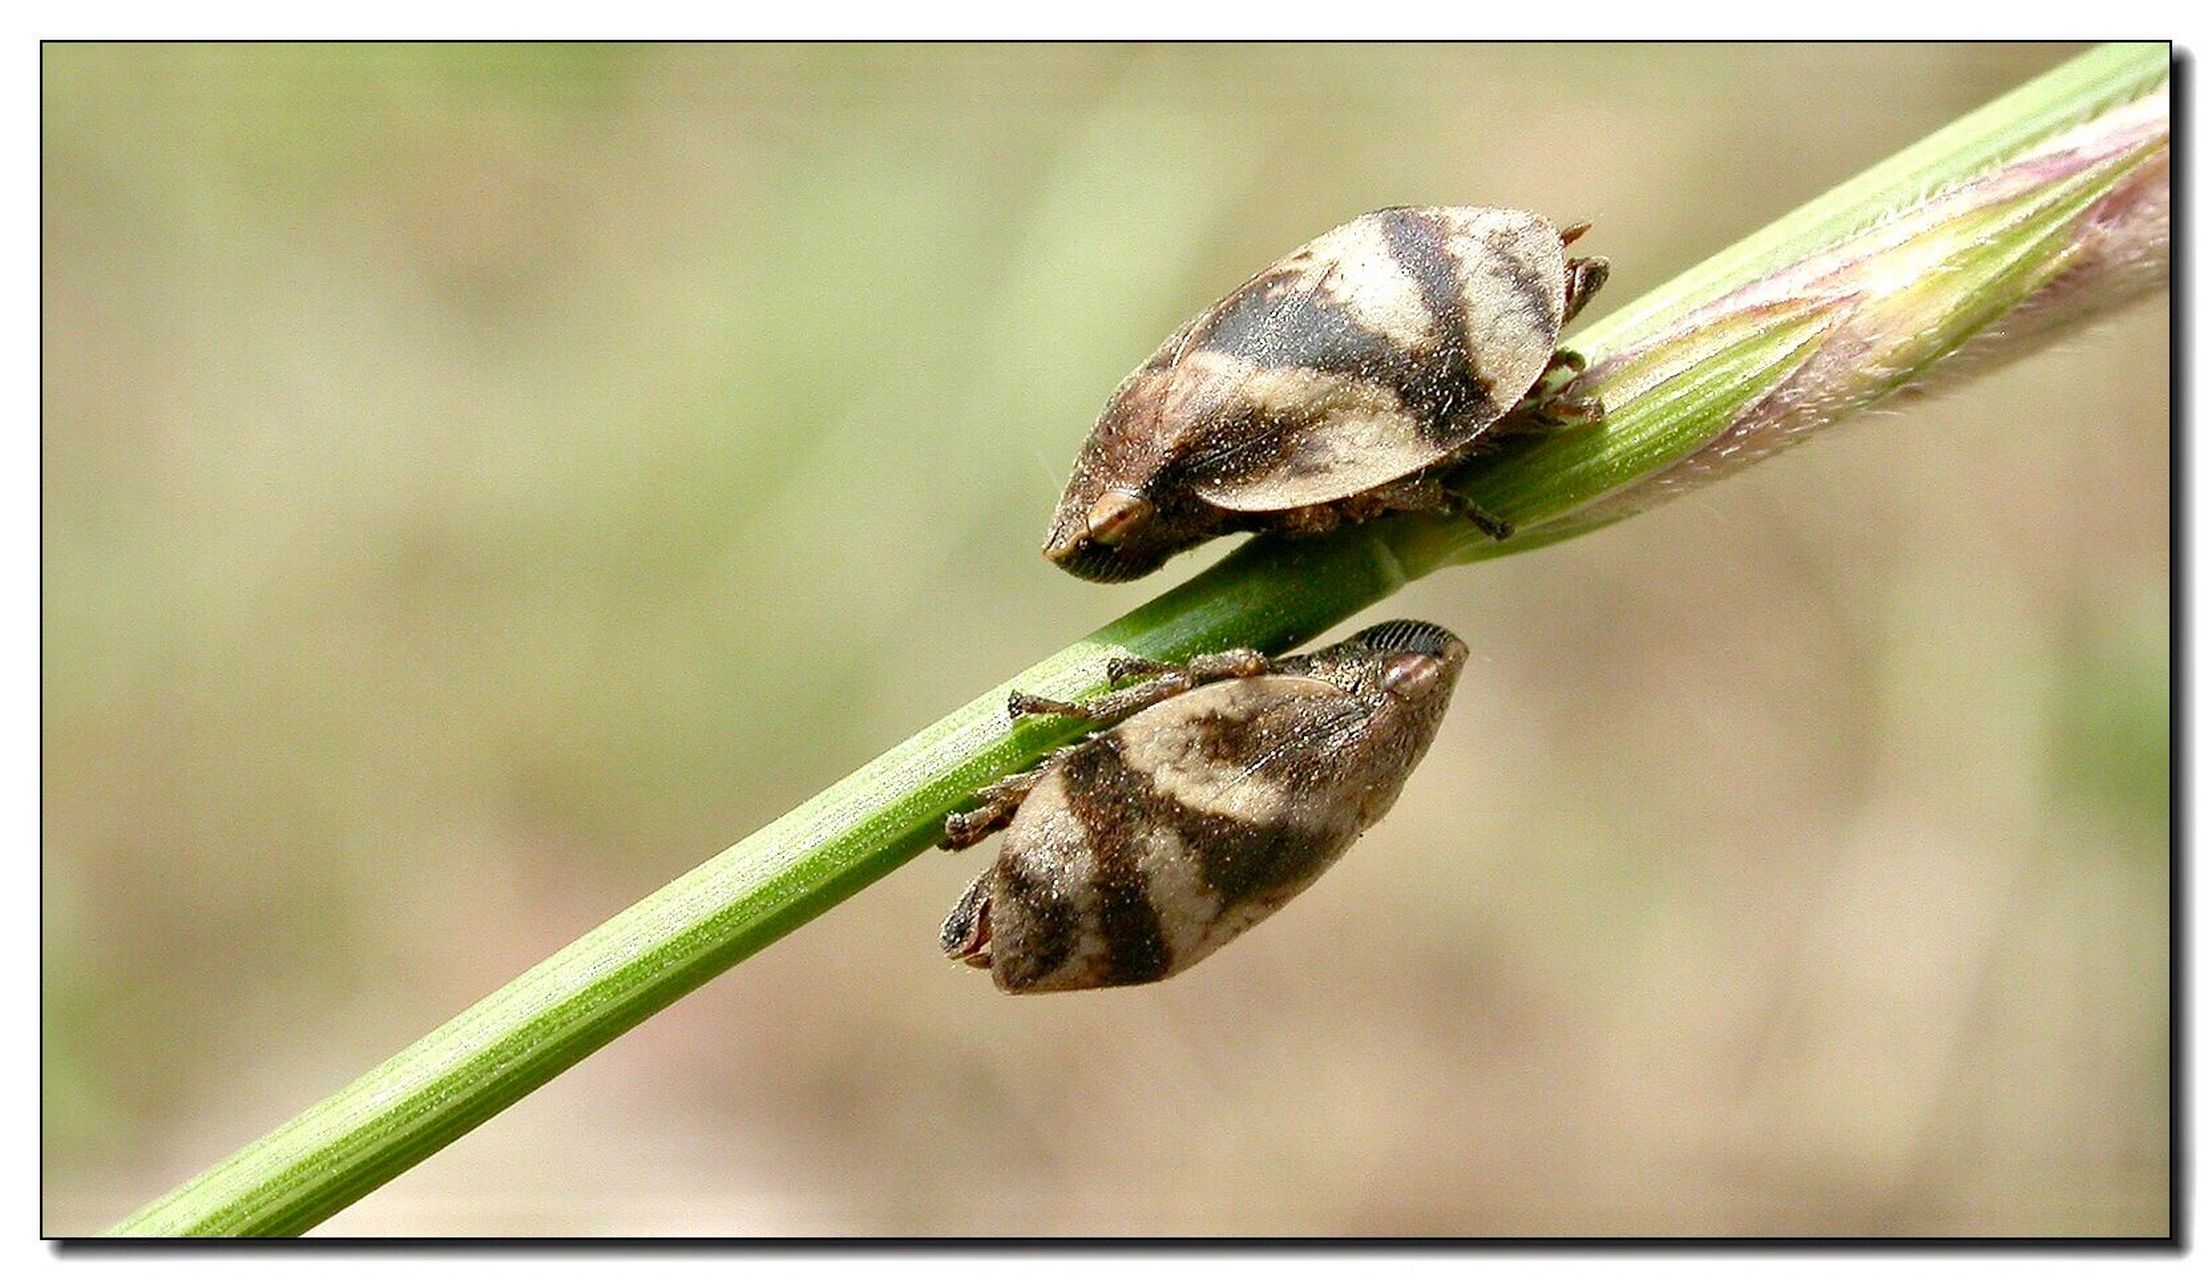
[1045,206,1608,582]
[940,620,1469,993]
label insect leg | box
[1523,349,1587,404]
[1522,392,1606,430]
[1005,691,1094,719]
[1437,490,1514,540]
[1363,473,1515,541]
[1268,504,1345,536]
[1103,655,1176,684]
[1493,349,1606,438]
[1009,648,1273,725]
[941,754,1064,850]
[1107,649,1271,686]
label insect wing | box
[1099,674,1379,970]
[1108,673,1374,832]
[1185,379,1457,512]
[1186,206,1569,513]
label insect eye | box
[1380,652,1444,700]
[1085,490,1156,547]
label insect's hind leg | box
[1355,472,1515,541]
[1436,488,1514,539]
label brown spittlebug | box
[939,620,1469,993]
[1044,206,1608,582]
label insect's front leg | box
[1008,648,1274,726]
[942,753,1064,850]
[1520,390,1605,430]
[1493,348,1606,438]
[1523,348,1586,405]
[1106,648,1273,687]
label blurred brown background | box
[43,43,2167,1235]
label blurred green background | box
[43,43,2167,1235]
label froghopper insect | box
[1043,206,1607,582]
[939,620,1469,993]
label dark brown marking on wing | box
[1189,269,1405,383]
[1190,820,1324,911]
[1164,289,1464,494]
[1184,706,1263,765]
[1157,694,1380,908]
[1487,224,1563,333]
[1004,684,1409,986]
[1060,740,1175,986]
[1379,210,1504,445]
[1188,231,1490,422]
[995,857,1078,988]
